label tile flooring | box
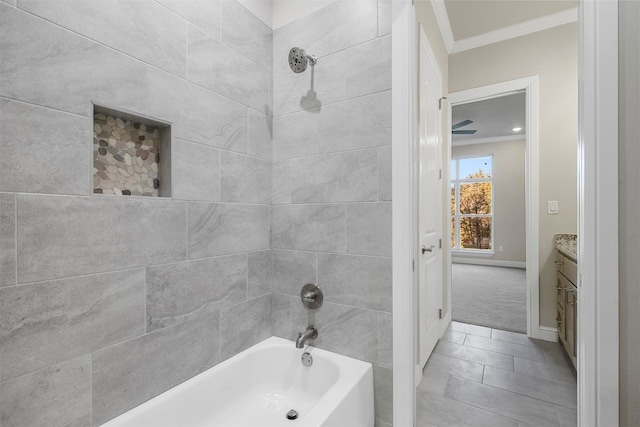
[417,321,577,427]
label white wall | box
[452,139,526,264]
[619,0,640,424]
[449,23,578,328]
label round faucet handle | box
[300,284,323,309]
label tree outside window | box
[451,156,493,251]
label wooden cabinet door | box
[556,276,566,343]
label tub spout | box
[296,326,318,348]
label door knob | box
[422,245,435,254]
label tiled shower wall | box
[269,1,393,425]
[0,0,393,426]
[0,1,273,425]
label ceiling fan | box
[452,119,477,135]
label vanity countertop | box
[555,233,577,261]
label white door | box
[417,26,443,372]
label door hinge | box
[439,169,442,179]
[439,97,447,110]
[439,238,442,249]
[412,259,415,272]
[439,309,443,319]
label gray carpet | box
[451,264,527,333]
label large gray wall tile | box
[220,152,271,204]
[92,312,220,425]
[248,250,273,298]
[18,0,187,77]
[0,356,91,427]
[318,91,392,154]
[172,139,220,202]
[273,293,292,339]
[187,202,269,259]
[1,268,145,381]
[318,253,392,311]
[272,161,292,204]
[378,312,392,368]
[146,255,247,332]
[314,204,347,253]
[556,405,577,427]
[148,68,247,152]
[271,204,345,252]
[292,301,378,362]
[272,0,378,75]
[378,0,392,36]
[247,109,273,160]
[0,5,148,117]
[273,109,319,160]
[156,0,221,40]
[0,99,90,195]
[17,195,186,283]
[291,149,378,203]
[221,0,272,71]
[374,365,393,424]
[271,205,316,250]
[272,52,345,117]
[347,202,392,256]
[272,250,316,296]
[0,194,16,287]
[220,294,272,360]
[345,36,391,98]
[188,25,268,111]
[378,146,392,201]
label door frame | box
[577,0,619,424]
[447,76,547,341]
[391,0,620,425]
[391,0,418,424]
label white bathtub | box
[101,337,374,427]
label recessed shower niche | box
[92,106,171,197]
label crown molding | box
[430,0,455,53]
[430,3,578,55]
[451,7,578,54]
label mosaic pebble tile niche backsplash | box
[93,113,161,196]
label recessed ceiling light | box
[512,127,522,132]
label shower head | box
[288,47,317,73]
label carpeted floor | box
[451,263,527,333]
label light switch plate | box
[548,200,559,214]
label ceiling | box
[452,92,526,145]
[444,0,578,40]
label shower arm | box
[306,53,318,67]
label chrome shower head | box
[288,47,317,73]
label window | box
[451,155,493,251]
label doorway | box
[447,78,543,340]
[449,92,528,334]
[390,1,620,425]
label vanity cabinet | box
[556,251,577,368]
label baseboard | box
[532,325,558,342]
[452,257,526,269]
